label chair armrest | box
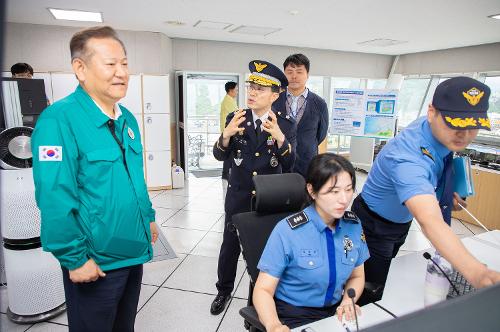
[239,306,266,332]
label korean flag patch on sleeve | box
[39,146,63,161]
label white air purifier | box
[0,127,66,323]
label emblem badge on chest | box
[234,150,243,166]
[343,235,353,258]
[270,155,278,168]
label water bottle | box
[424,251,452,306]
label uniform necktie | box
[255,119,263,145]
[437,152,454,225]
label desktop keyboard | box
[447,270,475,299]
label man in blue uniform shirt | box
[352,76,500,300]
[273,54,329,176]
[211,60,297,315]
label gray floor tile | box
[135,288,222,332]
[400,230,432,252]
[164,255,245,295]
[148,190,164,200]
[234,272,250,300]
[0,313,30,332]
[49,310,67,325]
[217,298,248,332]
[154,207,179,224]
[151,193,191,209]
[138,284,158,310]
[182,199,226,214]
[27,322,68,331]
[191,232,224,258]
[163,210,222,231]
[210,215,225,233]
[142,255,186,286]
[160,227,207,254]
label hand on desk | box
[336,301,361,323]
[470,266,500,288]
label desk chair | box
[232,173,306,332]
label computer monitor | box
[362,283,500,331]
[1,78,48,129]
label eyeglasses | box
[246,83,271,94]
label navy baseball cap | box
[432,76,491,131]
[247,60,288,88]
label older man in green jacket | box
[32,26,158,332]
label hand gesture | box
[69,258,106,283]
[150,222,159,244]
[262,111,285,146]
[222,109,246,139]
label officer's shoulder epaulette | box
[274,110,295,124]
[420,146,435,162]
[286,211,309,229]
[343,210,359,223]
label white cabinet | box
[142,75,169,114]
[51,73,79,102]
[132,113,145,146]
[145,151,172,188]
[119,75,142,114]
[144,113,170,151]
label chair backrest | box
[232,173,306,284]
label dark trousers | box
[352,195,412,294]
[216,213,241,295]
[275,298,340,329]
[62,264,143,332]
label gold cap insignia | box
[462,87,484,106]
[254,62,267,73]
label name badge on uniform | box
[234,150,242,166]
[270,155,278,168]
[266,136,274,147]
[128,127,135,140]
[39,146,63,162]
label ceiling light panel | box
[229,25,281,36]
[193,20,232,30]
[48,8,103,22]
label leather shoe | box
[210,293,231,315]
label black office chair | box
[232,173,306,332]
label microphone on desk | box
[347,288,359,332]
[422,252,460,295]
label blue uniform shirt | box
[361,117,451,223]
[257,204,370,308]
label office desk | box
[377,231,500,317]
[291,303,394,332]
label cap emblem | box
[254,62,267,73]
[462,87,484,106]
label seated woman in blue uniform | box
[253,153,370,331]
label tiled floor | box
[0,173,486,331]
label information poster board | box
[331,89,398,138]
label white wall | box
[3,22,173,75]
[172,39,394,79]
[395,42,500,75]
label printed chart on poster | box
[331,89,398,138]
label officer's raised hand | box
[262,111,285,148]
[221,109,246,147]
[69,258,106,283]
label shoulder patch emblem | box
[343,210,358,222]
[361,229,366,243]
[420,147,434,162]
[39,146,62,162]
[286,211,309,229]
